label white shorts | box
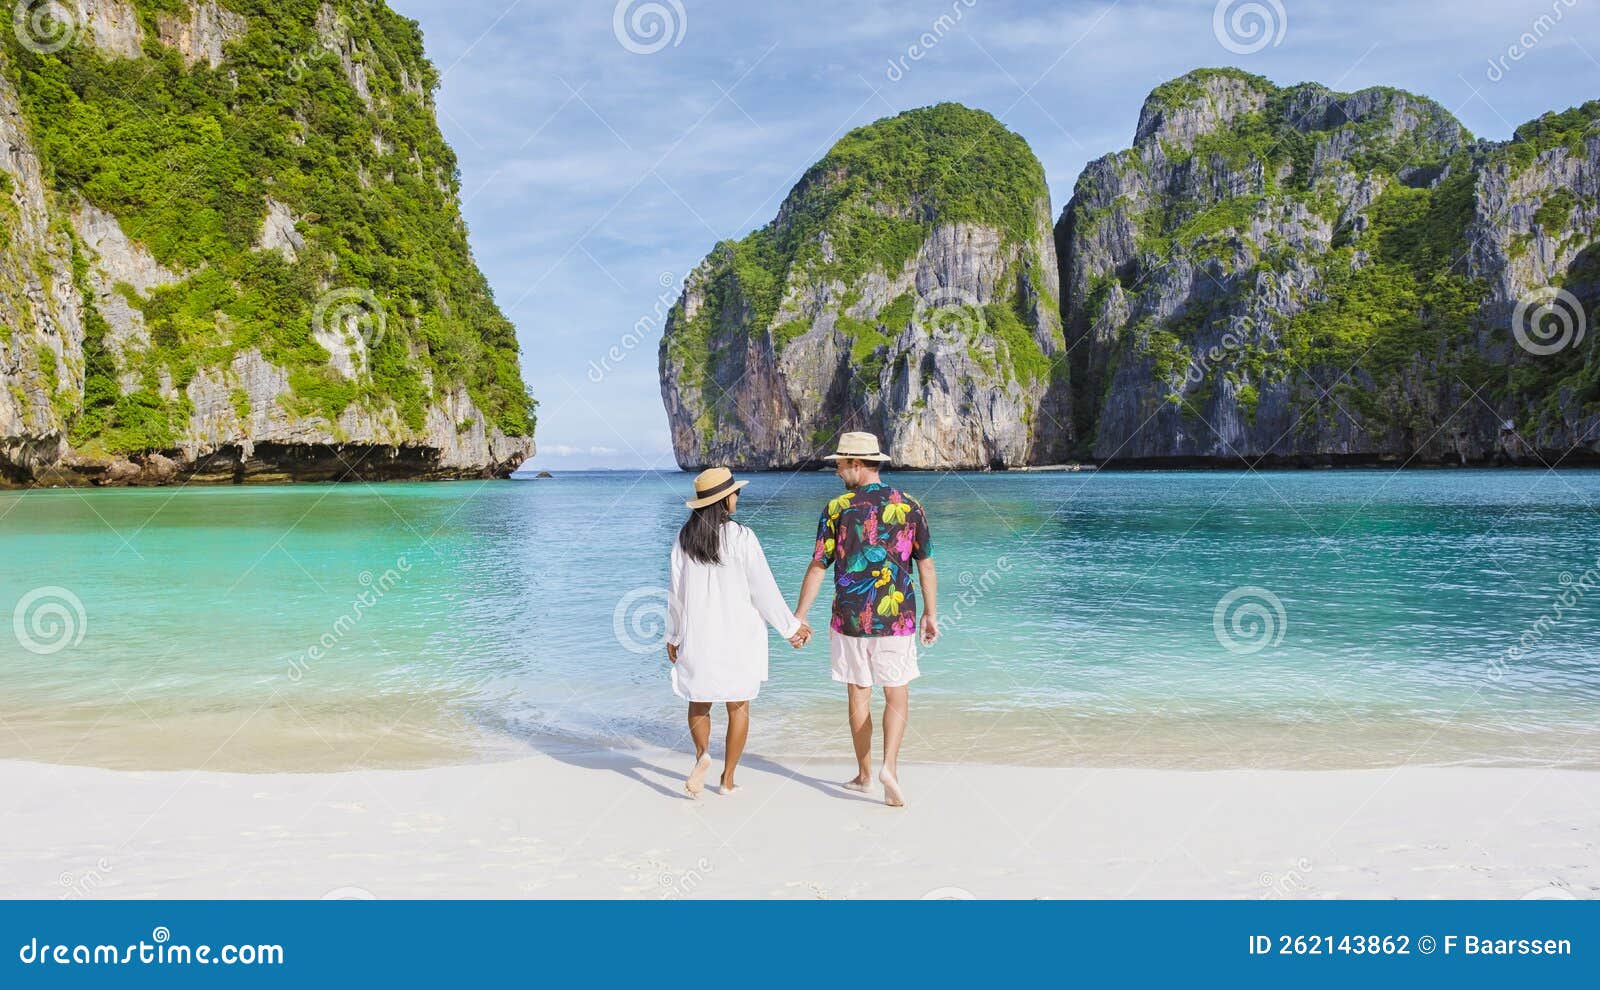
[830,633,920,688]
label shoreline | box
[11,749,1597,899]
[603,459,1600,475]
[0,441,532,490]
[7,704,1600,774]
[10,457,1600,490]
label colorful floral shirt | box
[812,482,932,638]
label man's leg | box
[721,701,749,791]
[686,702,713,796]
[845,683,873,789]
[879,684,909,807]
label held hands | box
[788,621,813,649]
[666,642,678,664]
[919,612,939,646]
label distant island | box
[0,0,534,488]
[659,69,1599,470]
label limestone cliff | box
[0,0,533,487]
[659,104,1069,470]
[659,74,1598,470]
[1057,68,1598,465]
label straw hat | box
[684,466,749,509]
[822,431,891,463]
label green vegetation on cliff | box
[1281,164,1486,425]
[1080,69,1503,442]
[1503,101,1600,169]
[666,102,1052,400]
[3,0,533,452]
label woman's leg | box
[687,702,712,757]
[721,701,749,789]
[686,702,713,796]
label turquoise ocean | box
[1,469,1598,771]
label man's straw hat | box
[684,466,749,509]
[822,431,891,463]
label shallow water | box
[1,468,1598,771]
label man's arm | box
[795,560,828,624]
[916,557,938,645]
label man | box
[795,432,937,807]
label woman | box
[665,468,810,797]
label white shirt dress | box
[665,522,802,702]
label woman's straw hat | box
[822,431,891,463]
[684,466,749,509]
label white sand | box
[7,750,1598,899]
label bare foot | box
[842,773,873,793]
[686,753,711,798]
[879,769,906,807]
[718,772,739,795]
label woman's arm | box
[740,528,803,640]
[665,542,685,659]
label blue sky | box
[387,0,1600,471]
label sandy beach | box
[8,750,1597,899]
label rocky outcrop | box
[659,103,1069,470]
[70,0,144,59]
[0,1,534,487]
[72,203,181,382]
[316,3,372,108]
[1057,68,1599,466]
[257,198,305,260]
[0,50,82,483]
[155,0,247,69]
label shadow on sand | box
[522,736,880,804]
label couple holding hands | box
[663,433,938,807]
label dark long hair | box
[678,499,734,565]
